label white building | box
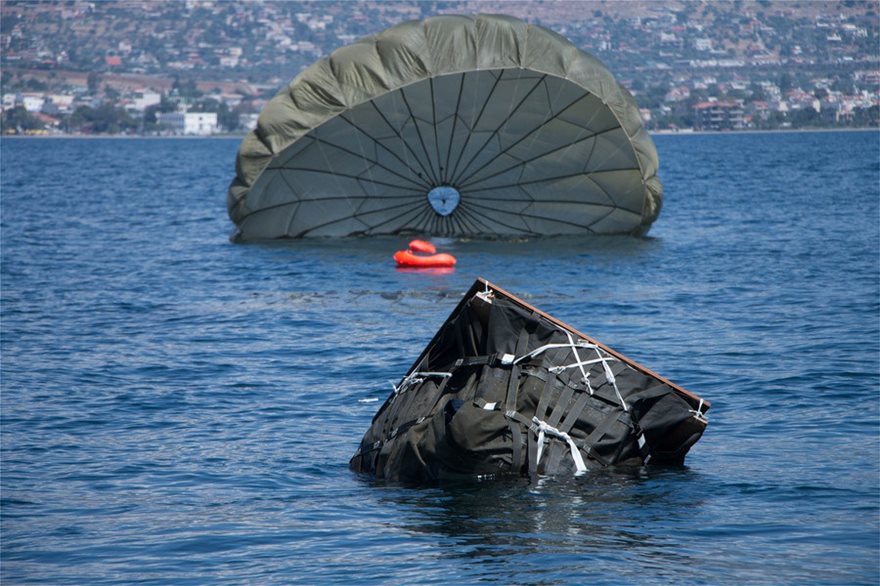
[21,94,45,112]
[130,91,161,112]
[156,111,218,135]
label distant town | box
[2,0,878,136]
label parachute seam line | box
[452,74,546,185]
[435,206,449,235]
[412,204,431,233]
[459,206,484,234]
[463,200,596,232]
[425,205,442,234]
[458,201,528,233]
[316,125,359,215]
[458,123,622,190]
[430,76,443,186]
[437,206,451,234]
[454,204,497,234]
[361,201,431,234]
[466,165,639,194]
[275,170,301,234]
[367,100,437,187]
[459,118,616,191]
[425,204,440,234]
[448,70,505,182]
[585,206,618,230]
[298,211,370,238]
[354,200,430,222]
[583,174,623,213]
[335,113,432,189]
[438,209,452,235]
[407,204,436,234]
[458,201,535,233]
[399,87,442,185]
[237,194,426,223]
[306,134,429,191]
[284,203,300,235]
[454,85,587,187]
[298,199,424,235]
[350,119,380,209]
[464,195,636,215]
[581,125,606,199]
[451,209,477,235]
[449,206,471,236]
[266,135,315,170]
[261,166,417,195]
[460,206,499,234]
[443,73,467,184]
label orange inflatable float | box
[394,240,456,268]
[407,239,437,254]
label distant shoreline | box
[651,127,879,136]
[2,127,877,139]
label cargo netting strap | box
[562,331,629,413]
[505,329,532,473]
[531,416,587,475]
[512,333,630,413]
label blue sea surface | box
[2,131,878,584]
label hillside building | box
[693,100,744,130]
[156,111,218,135]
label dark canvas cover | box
[350,279,708,483]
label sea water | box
[2,131,878,584]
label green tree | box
[143,94,177,125]
[68,104,138,134]
[2,106,43,133]
[87,72,101,94]
[172,77,202,99]
[779,72,794,93]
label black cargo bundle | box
[350,279,709,483]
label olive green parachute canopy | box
[228,14,662,239]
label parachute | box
[229,14,663,240]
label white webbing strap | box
[513,341,600,365]
[690,398,707,421]
[591,345,629,413]
[565,331,593,394]
[393,371,452,394]
[549,356,612,374]
[531,416,587,475]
